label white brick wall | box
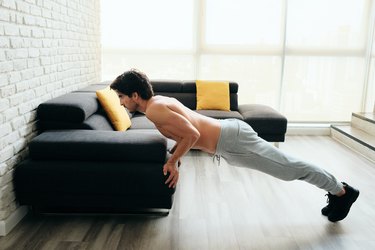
[0,0,101,222]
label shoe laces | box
[325,193,336,205]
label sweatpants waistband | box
[215,118,242,156]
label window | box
[282,57,365,121]
[101,0,195,80]
[204,0,283,51]
[199,55,282,108]
[101,0,194,50]
[101,0,375,122]
[282,0,370,121]
[287,0,367,51]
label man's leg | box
[218,119,359,222]
[221,120,343,194]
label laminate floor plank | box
[0,136,374,250]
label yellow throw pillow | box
[196,80,230,111]
[96,87,131,131]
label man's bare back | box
[145,95,221,154]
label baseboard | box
[0,206,28,236]
[286,123,332,136]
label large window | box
[204,0,283,50]
[101,0,375,122]
[101,0,194,50]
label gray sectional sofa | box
[14,80,287,213]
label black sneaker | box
[321,193,334,216]
[324,182,359,222]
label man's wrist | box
[167,159,177,165]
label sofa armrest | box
[238,104,287,138]
[29,130,167,163]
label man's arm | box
[147,103,200,164]
[169,142,178,154]
[146,103,200,188]
[168,143,182,168]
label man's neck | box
[137,97,152,113]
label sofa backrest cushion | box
[37,92,114,131]
[71,80,239,110]
[38,92,99,123]
[74,82,111,92]
[151,81,183,93]
[83,112,115,130]
[37,80,240,131]
[39,112,115,131]
[152,81,239,110]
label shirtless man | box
[110,69,359,222]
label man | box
[110,69,359,223]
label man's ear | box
[131,92,139,99]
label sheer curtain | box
[101,0,375,122]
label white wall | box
[0,0,101,235]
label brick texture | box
[0,0,101,221]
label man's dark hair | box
[110,69,154,100]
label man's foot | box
[322,182,359,222]
[321,194,333,216]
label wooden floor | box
[1,136,375,250]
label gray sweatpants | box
[214,119,343,195]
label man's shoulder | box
[147,96,169,110]
[153,95,173,102]
[145,97,169,120]
[150,95,182,109]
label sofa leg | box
[28,206,170,216]
[274,142,279,148]
[128,208,170,216]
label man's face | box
[117,92,137,112]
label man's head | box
[110,69,154,112]
[110,69,154,99]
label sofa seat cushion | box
[129,113,156,129]
[195,110,243,120]
[29,130,167,163]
